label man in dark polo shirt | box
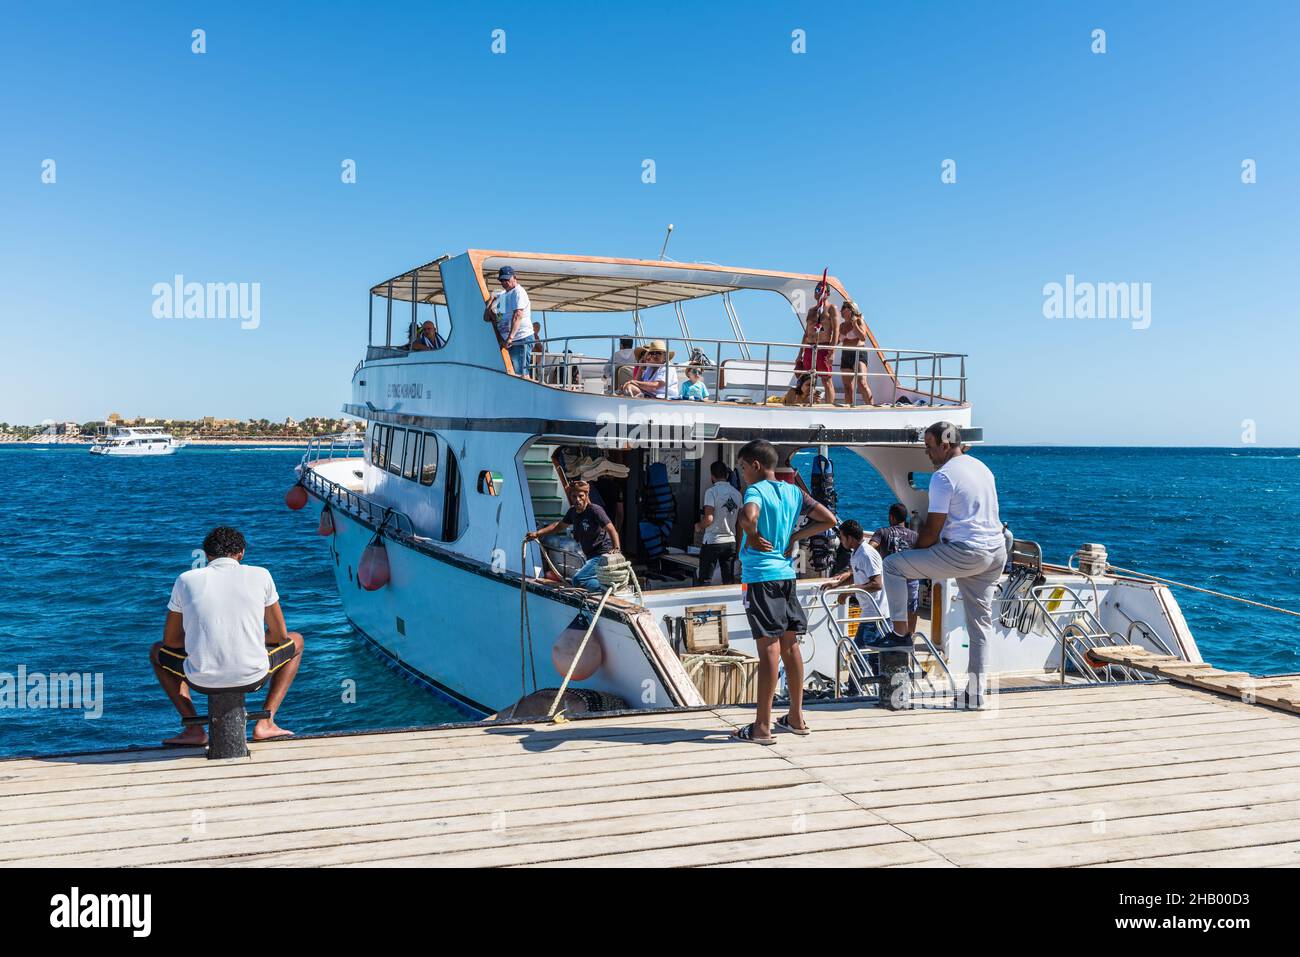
[527,480,621,590]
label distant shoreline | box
[0,436,314,447]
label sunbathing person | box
[782,372,814,406]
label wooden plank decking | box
[4,682,1300,867]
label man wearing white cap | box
[484,266,533,375]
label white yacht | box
[296,249,1203,718]
[89,426,186,456]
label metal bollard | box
[206,691,251,760]
[183,690,270,760]
[879,651,911,711]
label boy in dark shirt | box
[870,503,920,634]
[527,480,621,590]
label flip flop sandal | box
[731,722,776,745]
[775,714,811,736]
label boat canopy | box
[370,250,847,315]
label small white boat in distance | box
[89,427,186,456]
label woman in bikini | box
[838,300,873,406]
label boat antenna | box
[658,223,674,260]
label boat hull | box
[317,498,688,716]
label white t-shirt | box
[850,542,890,620]
[634,362,680,398]
[702,482,742,544]
[495,285,532,344]
[928,454,1003,550]
[167,558,279,688]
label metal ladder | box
[816,587,958,701]
[1026,584,1155,684]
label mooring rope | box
[1108,564,1300,620]
[518,539,540,697]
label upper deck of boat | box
[359,249,969,416]
[5,681,1300,868]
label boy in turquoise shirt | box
[732,440,837,744]
[680,364,709,401]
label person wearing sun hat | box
[621,340,679,398]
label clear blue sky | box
[2,1,1296,444]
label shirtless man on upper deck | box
[793,304,838,405]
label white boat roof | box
[371,250,851,314]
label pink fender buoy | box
[357,539,390,590]
[285,484,308,510]
[317,506,335,536]
[551,613,604,680]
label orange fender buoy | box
[552,613,604,680]
[285,484,308,510]
[357,539,390,590]
[318,506,335,536]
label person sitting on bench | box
[527,481,622,591]
[409,319,445,351]
[150,526,303,746]
[621,341,678,398]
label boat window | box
[402,430,422,481]
[419,433,439,485]
[410,302,449,352]
[387,428,407,477]
[476,470,502,496]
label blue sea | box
[1,444,1297,759]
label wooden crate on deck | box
[682,649,759,705]
[683,604,729,653]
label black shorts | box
[839,349,860,372]
[744,579,807,639]
[158,638,298,692]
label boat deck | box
[4,682,1300,867]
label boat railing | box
[300,431,367,468]
[526,334,967,406]
[1013,584,1160,684]
[299,465,418,540]
[365,344,411,361]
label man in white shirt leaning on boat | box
[882,422,1006,710]
[483,265,534,376]
[150,526,304,746]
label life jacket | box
[807,454,838,573]
[639,460,675,559]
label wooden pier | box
[4,681,1300,868]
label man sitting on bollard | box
[882,422,1006,710]
[150,526,303,745]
